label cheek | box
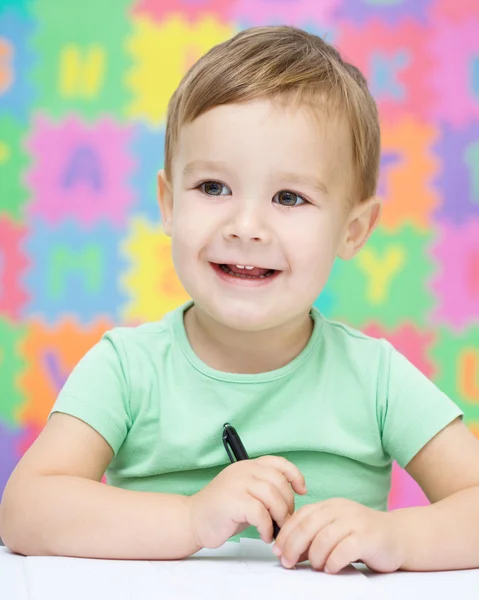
[170,204,213,270]
[172,202,201,247]
[292,226,337,267]
[287,221,339,292]
[172,194,218,237]
[171,227,197,271]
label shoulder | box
[308,309,397,415]
[101,306,179,359]
[313,307,392,365]
[311,309,398,409]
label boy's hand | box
[188,456,307,549]
[273,498,406,574]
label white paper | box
[3,540,479,600]
[20,552,157,600]
[358,565,479,600]
[147,539,375,600]
[0,547,29,600]
[1,541,374,600]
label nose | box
[222,201,272,244]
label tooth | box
[245,266,254,270]
[235,265,245,269]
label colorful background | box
[0,0,478,513]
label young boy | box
[1,25,479,575]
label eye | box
[199,181,231,196]
[273,190,307,207]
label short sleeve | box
[48,330,132,456]
[380,341,464,468]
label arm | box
[273,418,479,573]
[391,418,479,571]
[0,413,201,560]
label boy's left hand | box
[272,498,405,574]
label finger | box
[274,503,318,550]
[308,521,352,571]
[252,466,296,514]
[296,550,309,564]
[243,497,274,543]
[279,507,335,569]
[255,456,307,495]
[324,534,362,574]
[248,479,290,528]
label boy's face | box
[159,98,379,332]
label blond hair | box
[164,25,380,203]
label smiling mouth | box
[217,264,277,279]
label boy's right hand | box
[188,456,307,549]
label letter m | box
[59,44,105,98]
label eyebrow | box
[277,172,329,196]
[182,160,329,196]
[182,160,231,177]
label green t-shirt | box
[49,301,463,539]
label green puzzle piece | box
[431,326,479,423]
[327,225,435,329]
[0,319,27,426]
[32,0,132,119]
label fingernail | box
[272,545,282,557]
[324,566,331,574]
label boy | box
[1,25,479,575]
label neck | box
[183,304,314,374]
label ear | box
[337,196,382,260]
[157,169,173,236]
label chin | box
[207,302,278,332]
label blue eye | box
[273,190,307,207]
[200,181,231,196]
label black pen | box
[222,422,281,539]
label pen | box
[222,422,281,539]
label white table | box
[2,539,479,600]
